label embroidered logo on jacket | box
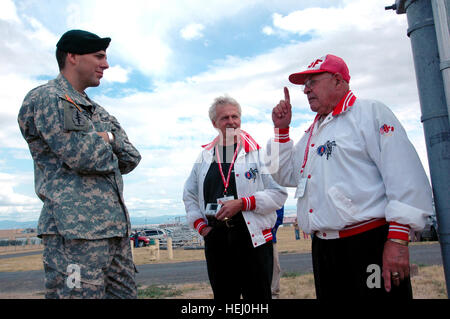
[317,140,337,160]
[380,124,395,136]
[72,110,87,127]
[245,168,258,182]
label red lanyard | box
[301,114,321,174]
[215,141,240,195]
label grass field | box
[0,226,447,299]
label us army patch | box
[63,101,90,131]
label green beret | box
[56,29,111,54]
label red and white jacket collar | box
[332,90,357,116]
[305,90,357,133]
[202,129,261,153]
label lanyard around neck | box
[215,141,241,195]
[301,114,321,174]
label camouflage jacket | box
[18,74,141,239]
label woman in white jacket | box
[183,96,287,300]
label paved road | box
[0,250,42,259]
[0,243,443,294]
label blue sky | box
[0,0,431,226]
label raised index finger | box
[284,86,290,104]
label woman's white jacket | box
[183,131,287,248]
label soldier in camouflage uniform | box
[17,30,141,299]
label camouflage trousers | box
[42,235,137,299]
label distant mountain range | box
[0,220,39,230]
[0,215,186,230]
[0,210,297,230]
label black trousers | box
[312,224,413,299]
[204,221,273,300]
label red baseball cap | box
[289,54,351,85]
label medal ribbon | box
[215,140,241,195]
[301,114,321,173]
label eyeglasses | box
[301,74,333,90]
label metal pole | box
[387,0,450,297]
[432,0,450,126]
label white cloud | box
[0,172,41,221]
[23,16,58,49]
[0,73,43,149]
[0,18,57,77]
[103,65,130,84]
[262,26,275,36]
[271,1,397,36]
[56,0,268,78]
[180,23,205,40]
[0,0,19,22]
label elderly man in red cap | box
[269,54,433,299]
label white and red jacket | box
[183,130,287,248]
[268,91,433,241]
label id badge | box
[294,177,308,199]
[217,196,234,204]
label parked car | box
[421,214,439,241]
[130,232,150,247]
[141,228,167,241]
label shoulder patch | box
[63,101,90,131]
[380,124,394,136]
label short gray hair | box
[209,95,242,121]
